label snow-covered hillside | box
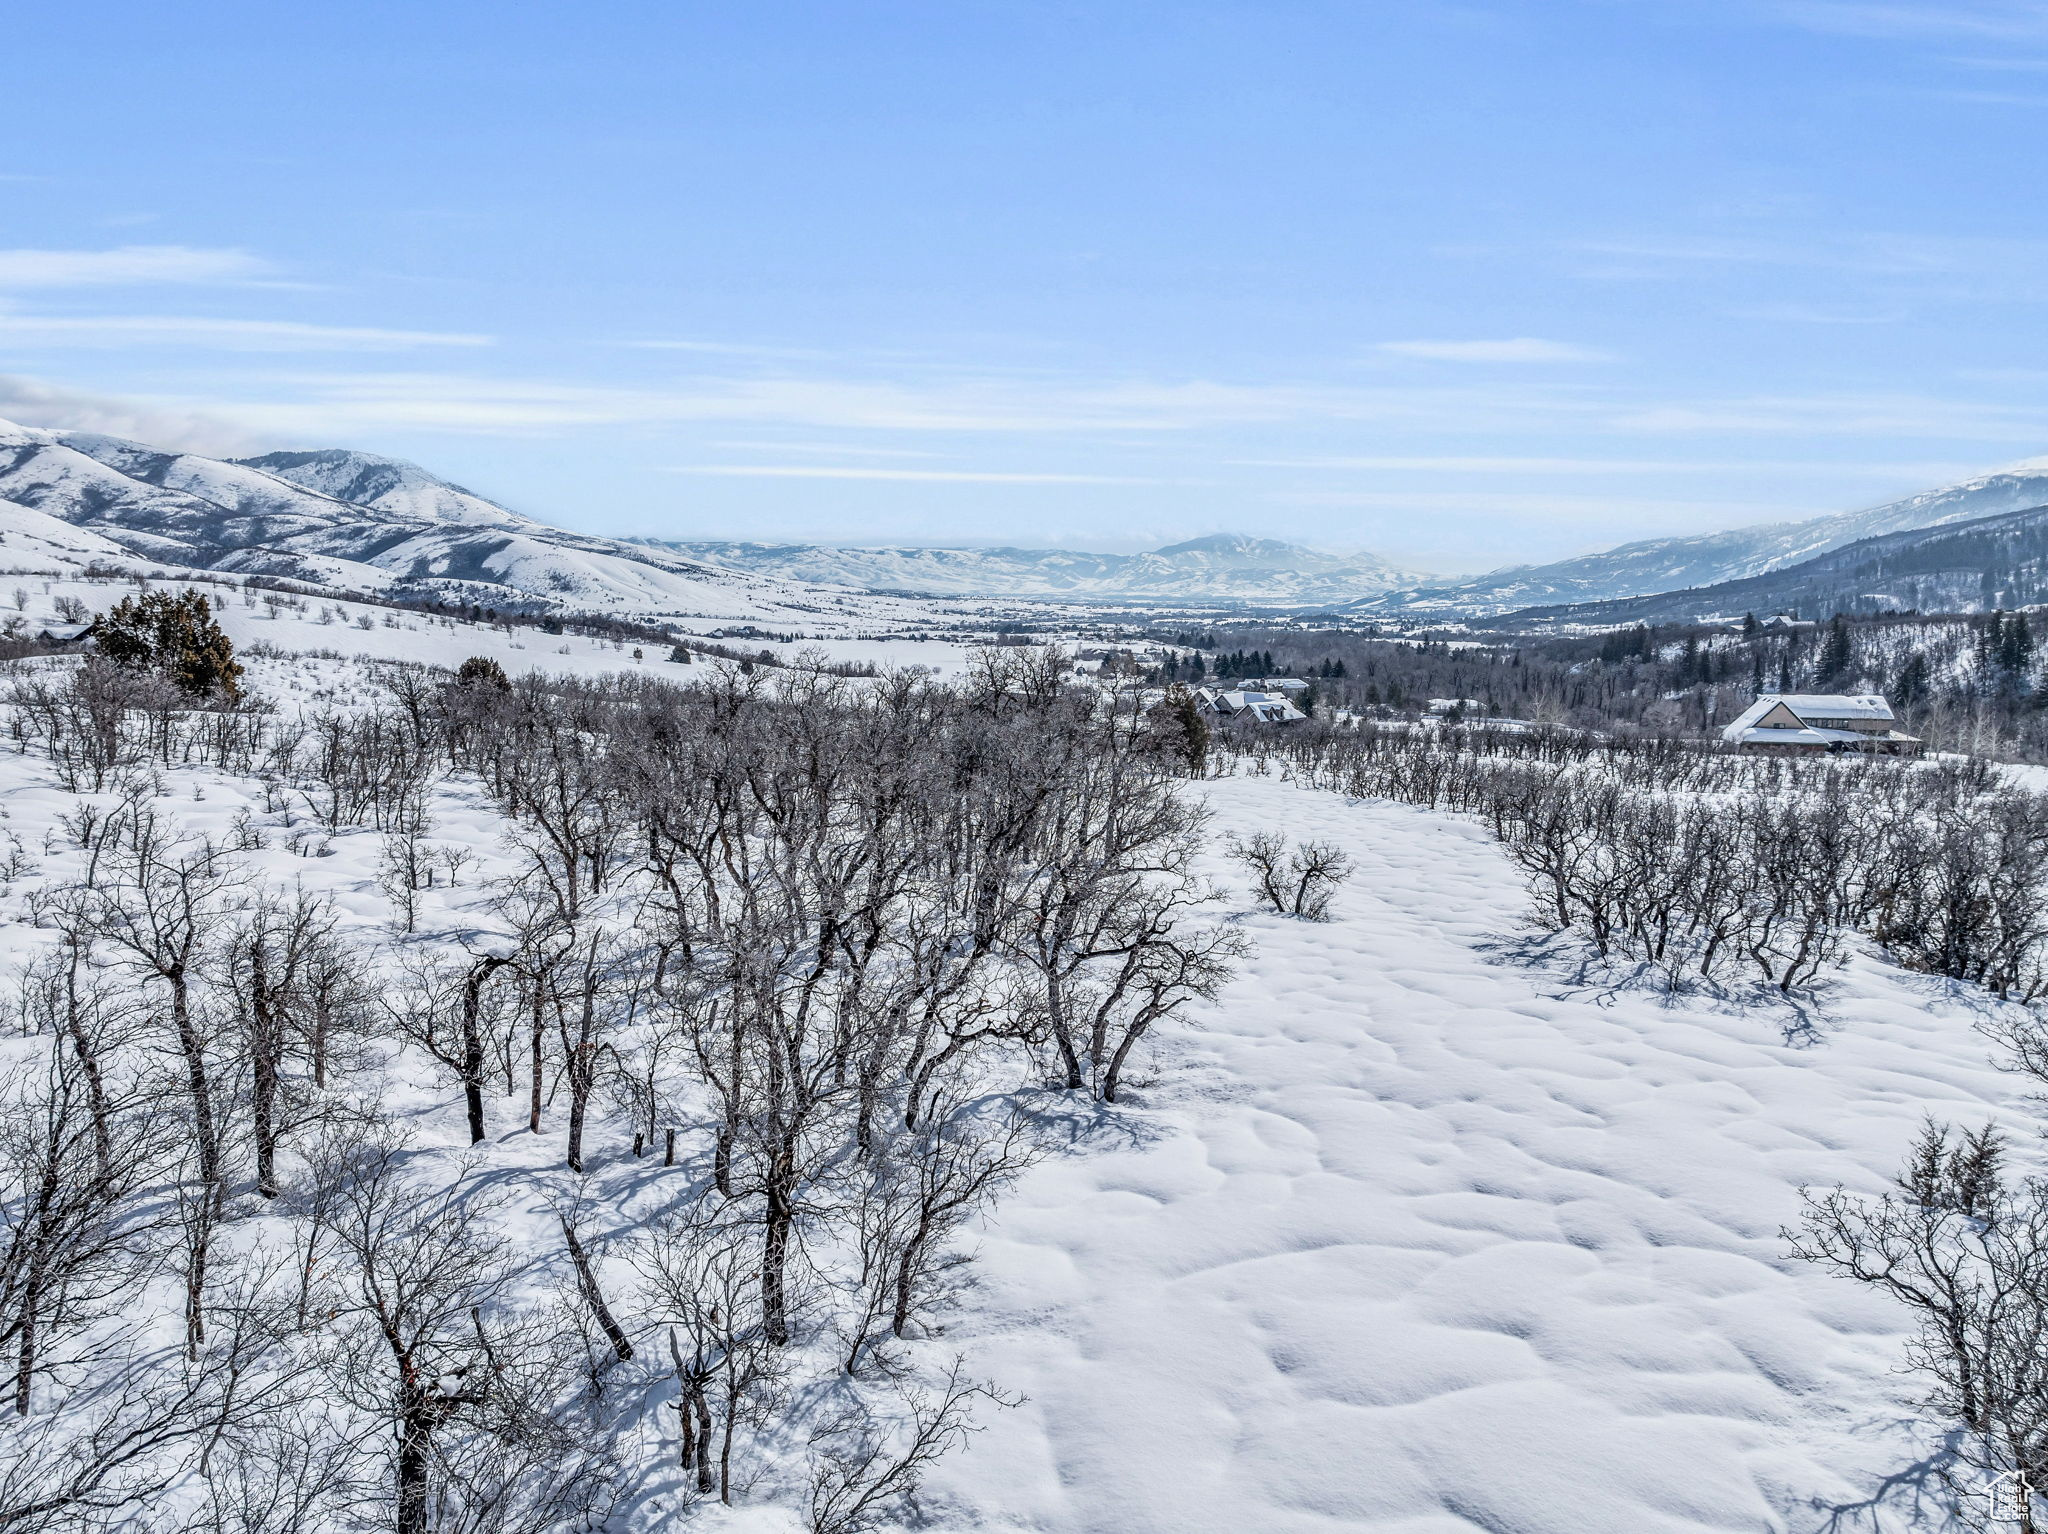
[233,448,533,530]
[1361,462,2048,618]
[11,411,2048,626]
[0,418,984,632]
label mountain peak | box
[231,448,528,529]
[1151,533,1315,560]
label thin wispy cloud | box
[1374,338,1614,363]
[213,370,1614,439]
[1776,1,2048,39]
[1613,391,2048,441]
[0,374,263,455]
[1277,487,1816,527]
[705,440,943,458]
[1234,454,1980,477]
[105,365,2048,457]
[1569,231,2048,277]
[0,245,272,287]
[0,315,490,350]
[666,465,1161,484]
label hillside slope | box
[1488,500,2048,629]
[233,447,533,530]
[0,419,911,625]
[1362,464,2048,617]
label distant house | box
[34,622,95,648]
[1426,697,1484,717]
[1720,693,1921,755]
[1195,687,1307,725]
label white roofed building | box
[1720,693,1921,755]
[1195,687,1307,725]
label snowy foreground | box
[934,773,2017,1534]
[0,650,2020,1533]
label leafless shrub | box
[805,1362,1013,1534]
[1789,1122,2048,1528]
[1230,831,1353,920]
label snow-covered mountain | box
[15,410,2048,627]
[232,448,531,530]
[639,532,1429,602]
[1356,463,2048,617]
[0,420,910,624]
[1486,499,2048,629]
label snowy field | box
[2,572,995,683]
[933,772,2020,1534]
[0,638,2020,1533]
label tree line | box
[1244,718,2048,1001]
[1161,609,2048,759]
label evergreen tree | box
[1894,650,1930,708]
[2001,611,2035,676]
[1147,686,1209,775]
[1816,615,1853,684]
[455,655,512,690]
[95,588,243,698]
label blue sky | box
[4,0,2048,570]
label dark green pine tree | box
[96,588,243,698]
[2000,610,2035,677]
[1816,615,1853,685]
[1894,650,1930,708]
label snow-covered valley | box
[0,595,2028,1531]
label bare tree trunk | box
[1046,982,1084,1091]
[528,982,547,1135]
[168,971,223,1216]
[762,1159,795,1347]
[395,1397,432,1534]
[459,956,511,1146]
[58,946,109,1175]
[560,1216,633,1361]
[248,942,281,1199]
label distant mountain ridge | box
[634,531,1430,601]
[1484,500,2048,630]
[1354,465,2048,617]
[0,421,893,623]
[8,410,2048,626]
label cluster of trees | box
[1249,720,2048,1001]
[1154,650,1347,686]
[0,646,1241,1532]
[1163,608,2048,759]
